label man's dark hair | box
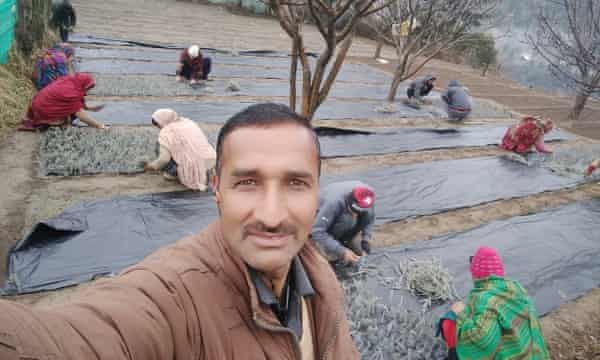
[215,103,321,175]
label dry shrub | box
[0,31,57,138]
[0,46,35,136]
[545,316,600,359]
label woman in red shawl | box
[500,116,554,154]
[20,73,108,131]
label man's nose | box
[254,184,288,229]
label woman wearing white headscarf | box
[175,45,212,84]
[145,108,216,191]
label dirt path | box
[0,133,37,285]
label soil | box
[356,56,600,136]
[0,0,598,357]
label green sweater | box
[456,276,550,359]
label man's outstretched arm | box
[0,263,200,360]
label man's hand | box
[176,75,183,82]
[342,249,361,264]
[451,301,465,314]
[190,79,198,85]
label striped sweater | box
[456,276,550,359]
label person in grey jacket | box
[441,79,472,121]
[312,181,375,264]
[407,75,436,104]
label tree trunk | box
[567,91,590,122]
[305,34,354,120]
[482,62,490,77]
[289,42,298,112]
[374,40,383,59]
[387,71,403,102]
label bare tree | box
[379,0,498,101]
[528,0,600,122]
[268,0,390,119]
[366,0,402,58]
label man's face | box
[213,123,320,275]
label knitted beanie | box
[470,246,505,279]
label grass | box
[0,32,58,138]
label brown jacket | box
[0,221,359,360]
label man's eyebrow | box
[230,169,315,180]
[230,168,260,177]
[284,170,314,180]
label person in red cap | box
[438,246,549,359]
[312,181,375,264]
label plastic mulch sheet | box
[2,192,215,295]
[317,126,571,158]
[346,198,600,317]
[78,58,392,85]
[2,156,580,294]
[92,99,456,124]
[88,73,392,98]
[39,125,571,177]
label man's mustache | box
[243,222,298,238]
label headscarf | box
[188,45,200,59]
[152,108,179,128]
[32,46,71,90]
[53,42,75,58]
[26,73,95,124]
[153,108,217,190]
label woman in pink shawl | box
[20,73,108,131]
[145,109,216,191]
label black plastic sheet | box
[38,126,570,176]
[94,99,436,124]
[353,198,600,317]
[322,156,578,224]
[2,192,215,295]
[89,73,392,99]
[76,47,300,67]
[70,34,186,49]
[318,126,571,158]
[2,156,580,294]
[78,58,392,84]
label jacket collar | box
[201,221,345,357]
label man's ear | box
[212,169,221,204]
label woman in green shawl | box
[438,246,550,359]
